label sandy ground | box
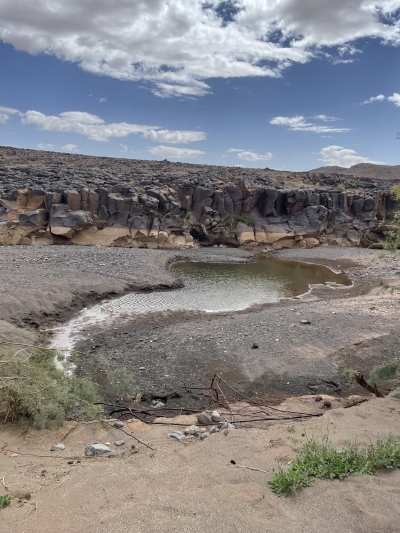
[1,396,400,533]
[1,244,400,531]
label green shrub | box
[392,185,400,200]
[106,367,140,399]
[0,347,103,429]
[0,494,11,509]
[269,437,400,497]
[367,360,399,386]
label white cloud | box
[148,145,205,159]
[229,148,272,161]
[360,94,386,104]
[319,145,385,167]
[19,108,203,144]
[270,115,349,133]
[143,129,206,144]
[119,144,128,152]
[22,110,156,142]
[313,115,340,122]
[99,97,107,103]
[387,93,400,106]
[0,1,400,97]
[37,143,55,150]
[61,144,79,153]
[0,105,21,124]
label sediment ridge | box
[0,146,399,249]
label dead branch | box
[104,421,154,451]
[354,371,385,398]
[231,463,268,474]
[343,398,369,408]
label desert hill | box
[309,163,400,181]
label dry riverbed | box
[1,244,400,532]
[0,245,400,400]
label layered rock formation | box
[0,146,399,249]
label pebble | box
[314,396,323,402]
[300,319,311,325]
[210,426,218,434]
[200,432,209,440]
[51,443,65,451]
[168,431,185,441]
[115,440,125,446]
[184,425,200,435]
[220,422,235,430]
[211,410,221,422]
[113,421,125,429]
[197,412,213,425]
[251,343,259,349]
[85,444,112,456]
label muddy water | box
[51,256,351,357]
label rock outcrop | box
[0,146,399,249]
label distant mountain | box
[309,163,400,180]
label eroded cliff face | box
[0,146,399,249]
[1,182,399,249]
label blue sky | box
[0,0,400,171]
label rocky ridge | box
[0,146,399,249]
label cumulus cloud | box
[319,145,385,167]
[387,93,400,106]
[18,108,204,143]
[98,97,107,103]
[61,144,79,153]
[360,94,386,104]
[229,148,272,161]
[270,115,349,133]
[0,105,21,124]
[148,145,206,159]
[37,143,55,150]
[119,144,128,152]
[0,1,400,97]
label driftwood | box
[354,371,385,398]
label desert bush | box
[0,346,103,429]
[269,437,400,497]
[106,367,140,400]
[392,185,400,200]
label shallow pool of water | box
[51,256,351,355]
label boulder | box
[85,443,111,456]
[236,222,255,245]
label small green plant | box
[336,184,345,192]
[344,360,399,387]
[367,360,399,386]
[287,425,295,434]
[269,437,400,497]
[392,185,400,200]
[379,210,400,251]
[0,494,11,509]
[221,215,254,227]
[106,367,140,400]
